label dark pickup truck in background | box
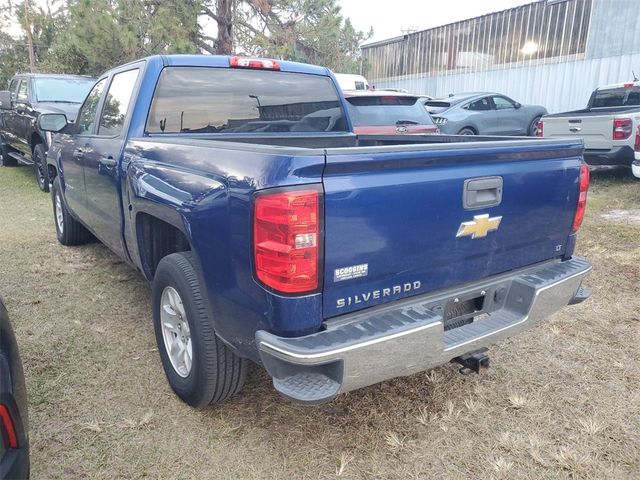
[0,73,95,191]
[39,54,591,407]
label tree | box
[0,0,65,84]
[0,32,29,87]
[44,0,201,76]
[201,0,371,73]
[1,0,371,81]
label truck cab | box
[0,74,95,191]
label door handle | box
[463,176,503,209]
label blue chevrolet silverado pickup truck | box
[39,55,592,407]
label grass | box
[1,164,639,479]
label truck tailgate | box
[543,115,612,149]
[321,140,583,318]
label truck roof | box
[595,81,640,90]
[110,54,331,77]
[12,73,96,80]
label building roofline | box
[361,1,539,50]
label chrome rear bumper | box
[256,257,592,404]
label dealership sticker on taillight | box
[334,263,369,282]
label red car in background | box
[343,91,440,135]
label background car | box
[0,73,96,192]
[344,91,439,135]
[541,81,640,173]
[424,92,547,136]
[0,299,29,479]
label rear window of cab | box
[146,67,348,134]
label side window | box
[98,69,139,136]
[16,80,28,103]
[8,79,19,101]
[467,97,493,111]
[76,78,107,135]
[493,96,515,110]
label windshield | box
[591,86,640,108]
[147,67,348,134]
[34,77,96,103]
[346,96,434,126]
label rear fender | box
[125,161,224,279]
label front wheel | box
[152,252,247,407]
[458,127,476,135]
[33,143,49,192]
[51,176,92,245]
[529,116,542,137]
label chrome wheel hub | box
[160,286,192,378]
[55,192,64,233]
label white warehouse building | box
[361,0,640,113]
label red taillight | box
[0,404,18,449]
[230,56,280,70]
[634,125,640,152]
[613,118,633,140]
[254,188,321,294]
[572,163,590,233]
[536,120,544,137]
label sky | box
[338,0,533,44]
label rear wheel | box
[153,252,247,407]
[51,176,92,245]
[529,116,542,136]
[33,143,49,192]
[458,127,476,135]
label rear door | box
[5,78,29,154]
[83,67,140,257]
[464,96,497,134]
[321,140,582,318]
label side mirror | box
[514,102,522,109]
[0,91,11,110]
[38,113,68,133]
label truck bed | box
[125,133,584,335]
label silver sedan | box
[425,92,547,136]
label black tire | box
[458,127,476,135]
[33,143,49,192]
[51,176,92,245]
[529,116,542,137]
[152,252,247,407]
[1,137,17,166]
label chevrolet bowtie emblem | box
[456,214,502,239]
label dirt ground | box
[0,165,638,479]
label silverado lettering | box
[336,281,422,308]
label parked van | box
[334,73,370,91]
